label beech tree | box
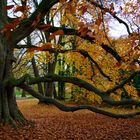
[0,0,139,126]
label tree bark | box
[32,57,44,95]
[45,62,56,98]
[0,41,26,126]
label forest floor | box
[1,99,140,140]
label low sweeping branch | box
[18,83,140,118]
[9,70,140,100]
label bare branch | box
[86,0,131,35]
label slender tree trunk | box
[27,36,44,95]
[21,89,26,97]
[57,57,65,100]
[45,62,57,98]
[32,57,44,95]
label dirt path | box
[1,99,140,140]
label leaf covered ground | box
[1,99,140,140]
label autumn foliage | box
[0,0,140,130]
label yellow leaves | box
[124,84,138,99]
[26,51,34,60]
[38,52,54,64]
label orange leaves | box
[31,12,42,27]
[28,43,52,52]
[78,5,87,15]
[59,0,66,3]
[116,62,121,67]
[4,5,14,10]
[0,17,23,40]
[95,17,102,26]
[38,24,51,31]
[14,6,27,13]
[48,29,64,40]
[78,22,88,37]
[78,22,95,38]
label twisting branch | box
[86,0,131,35]
[17,83,140,118]
[38,25,122,62]
[77,49,111,81]
[10,74,105,98]
[8,70,140,99]
[6,70,140,107]
[105,71,140,94]
[10,0,59,45]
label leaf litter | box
[0,99,140,140]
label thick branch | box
[10,74,105,99]
[106,71,140,94]
[39,25,122,62]
[9,70,140,100]
[101,44,121,62]
[14,19,120,62]
[10,0,59,45]
[18,84,140,118]
[103,98,140,106]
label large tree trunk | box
[0,41,26,126]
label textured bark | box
[45,62,56,98]
[0,89,2,121]
[0,40,26,126]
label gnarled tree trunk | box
[0,41,26,126]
